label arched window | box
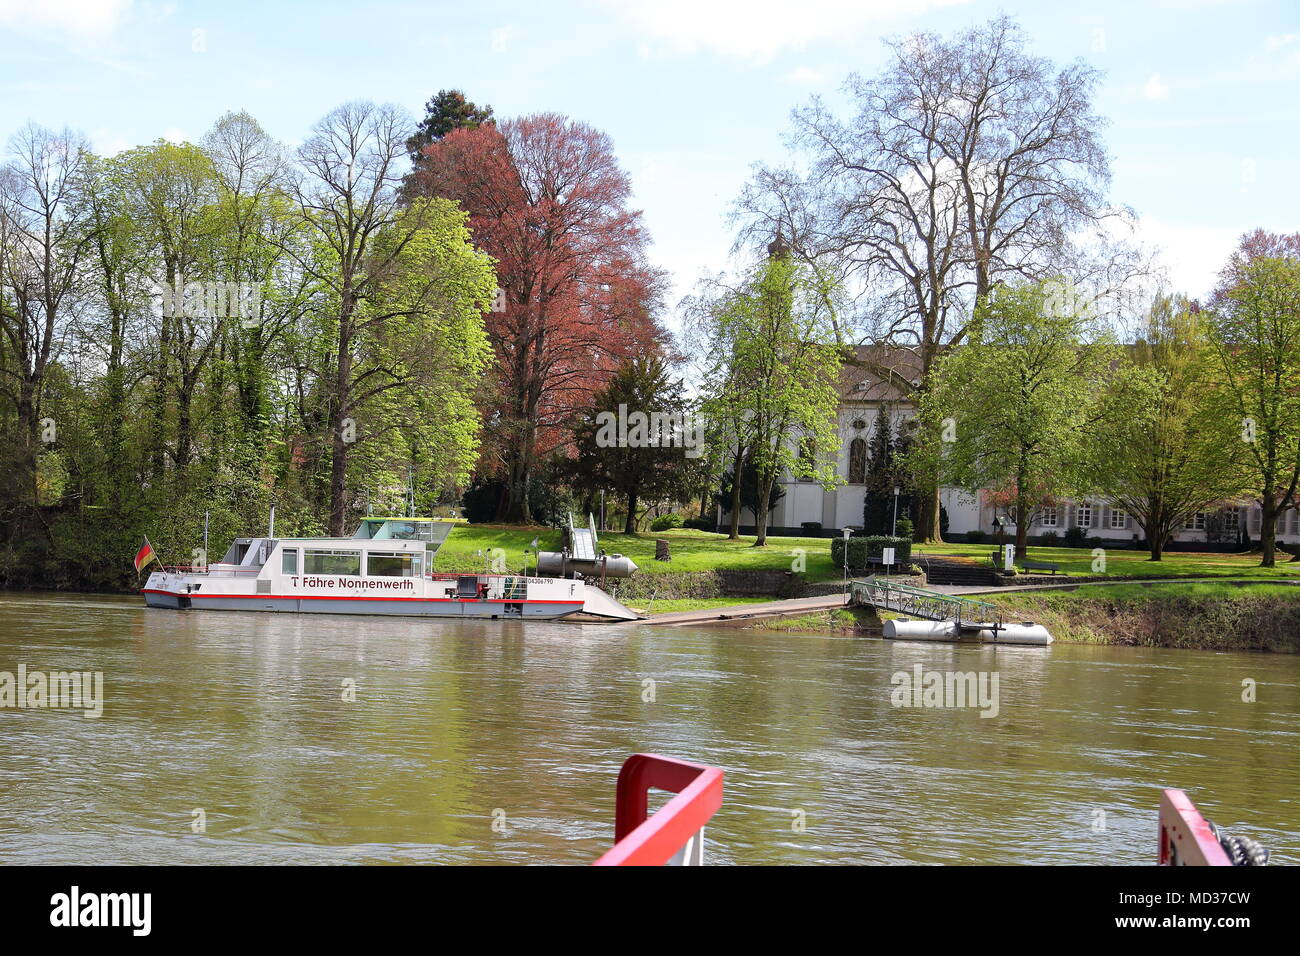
[848,437,867,484]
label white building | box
[718,346,1293,547]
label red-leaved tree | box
[410,114,668,521]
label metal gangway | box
[850,576,1003,635]
[568,512,598,561]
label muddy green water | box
[0,591,1296,865]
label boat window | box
[384,521,428,541]
[304,549,361,575]
[282,548,299,575]
[366,551,418,577]
[221,540,250,564]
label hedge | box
[831,535,912,569]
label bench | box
[1016,559,1061,575]
[988,551,1062,575]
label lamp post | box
[842,527,851,600]
[891,486,900,538]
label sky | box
[1,0,1298,324]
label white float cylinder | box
[882,619,961,641]
[979,624,1053,645]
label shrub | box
[800,521,823,535]
[831,535,912,569]
[461,477,505,524]
[895,517,914,541]
[1063,526,1088,548]
[1040,530,1060,543]
[650,513,684,532]
[966,529,986,544]
[683,516,714,532]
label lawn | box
[434,525,844,581]
[433,524,1300,585]
[913,541,1300,580]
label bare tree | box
[0,124,91,522]
[290,101,436,534]
[736,15,1118,541]
[201,110,305,440]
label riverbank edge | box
[753,591,1300,653]
[8,577,1300,654]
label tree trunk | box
[1260,497,1277,567]
[917,482,944,544]
[727,445,744,539]
[328,293,354,537]
[624,490,639,534]
[15,381,38,513]
[1014,486,1029,560]
[754,470,776,547]
[1144,520,1163,561]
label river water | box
[0,591,1296,865]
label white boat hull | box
[143,564,639,622]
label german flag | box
[134,536,160,573]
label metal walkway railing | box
[850,576,1003,631]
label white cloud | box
[608,0,971,62]
[490,24,521,54]
[785,66,826,84]
[1265,33,1300,73]
[1143,73,1170,100]
[0,0,131,35]
[161,127,187,144]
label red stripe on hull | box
[141,588,583,606]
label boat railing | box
[161,565,259,575]
[593,754,724,866]
[1159,788,1232,865]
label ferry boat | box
[141,517,640,622]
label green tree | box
[1207,243,1300,567]
[862,404,901,535]
[1085,294,1244,560]
[571,355,693,533]
[116,138,222,478]
[406,89,494,165]
[916,280,1110,558]
[699,251,843,546]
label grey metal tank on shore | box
[535,513,639,579]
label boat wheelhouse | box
[141,518,639,621]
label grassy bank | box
[985,582,1300,652]
[436,525,843,580]
[437,525,1300,584]
[914,542,1300,580]
[627,596,774,615]
[753,606,876,634]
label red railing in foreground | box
[1159,788,1231,866]
[593,754,724,866]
